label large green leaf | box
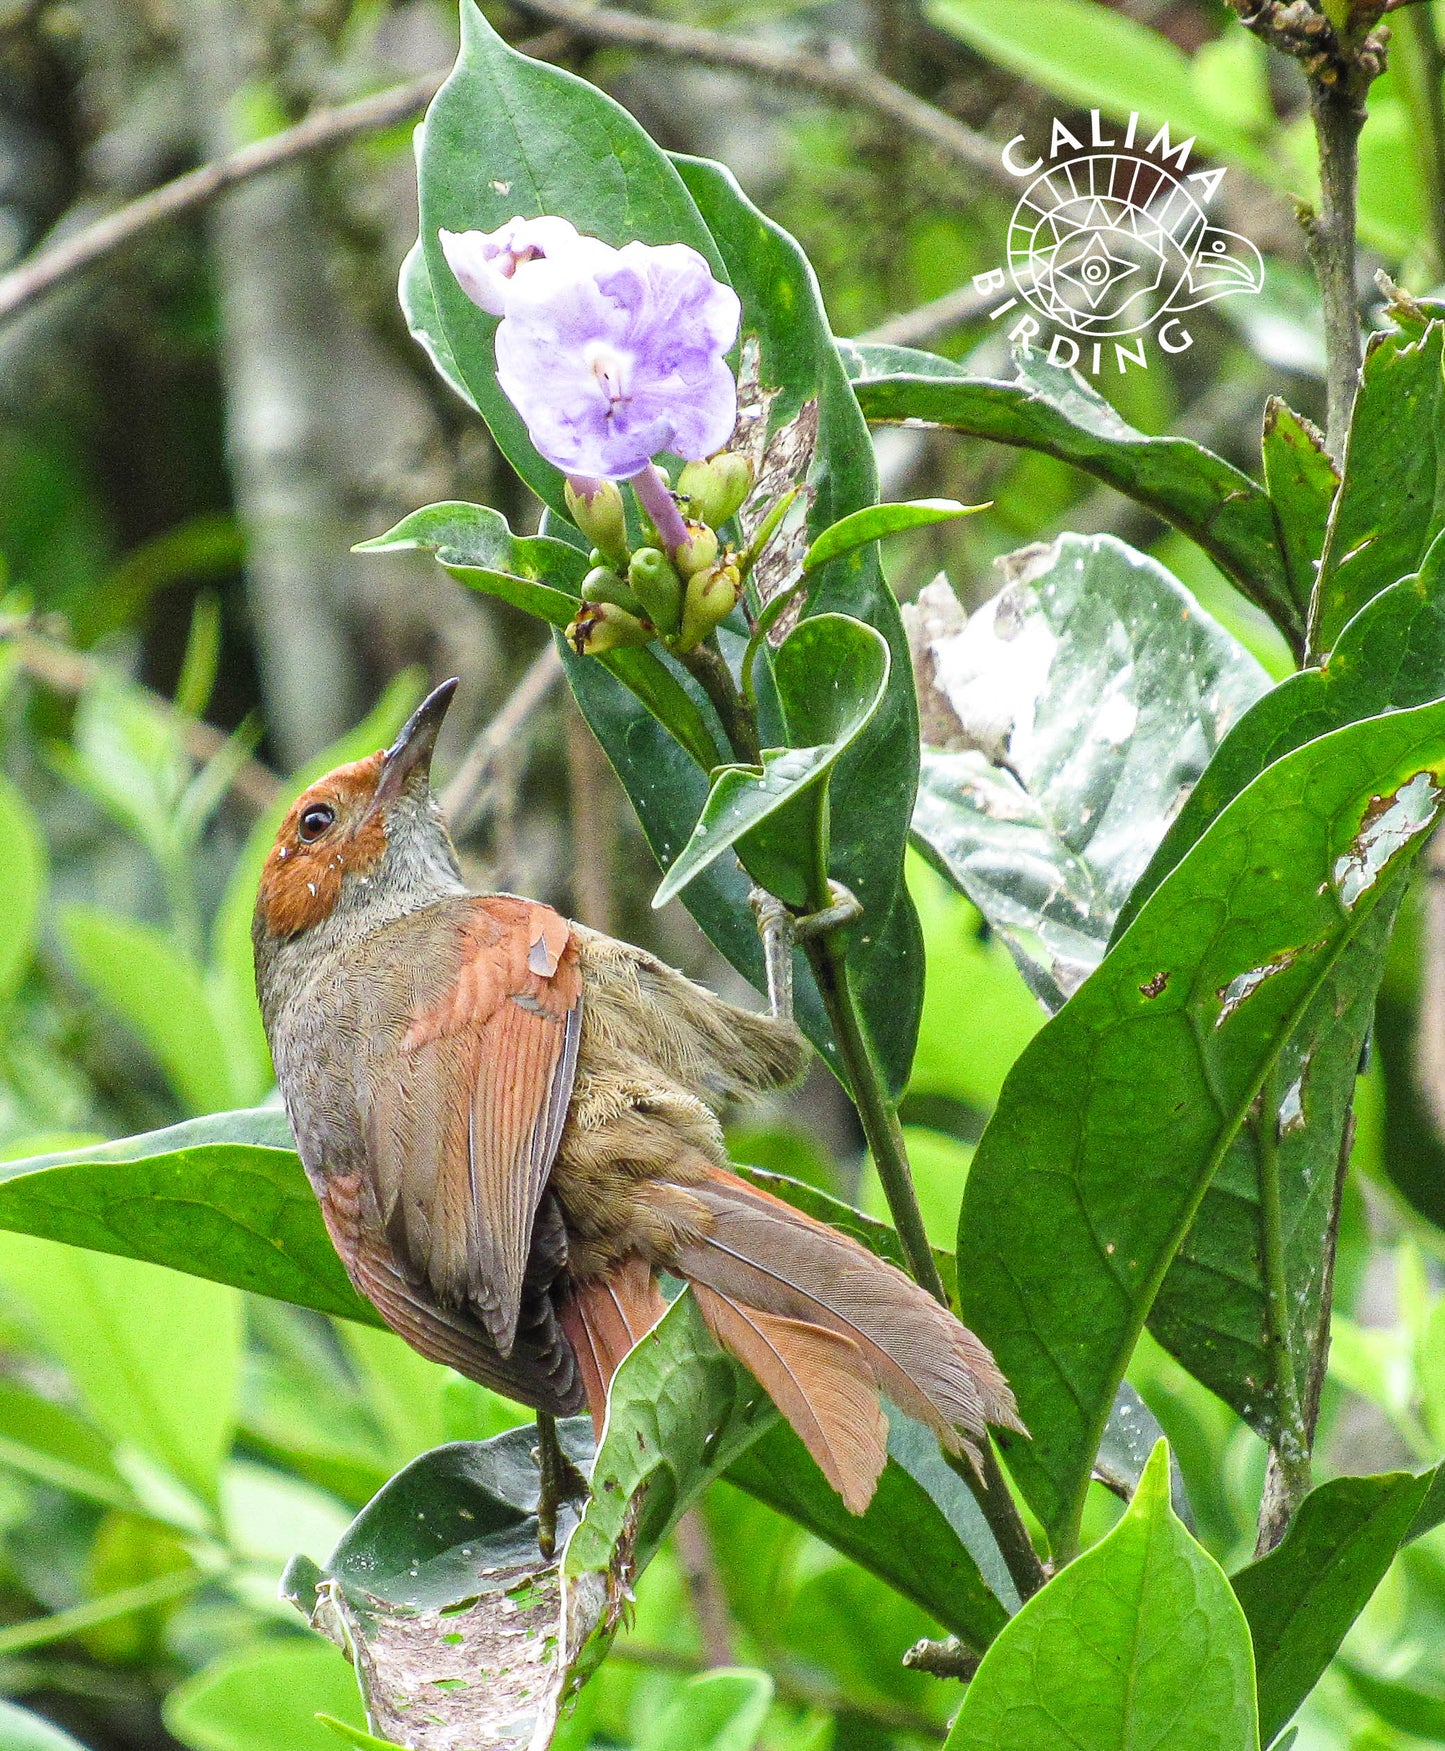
[636,1671,773,1751]
[414,0,719,518]
[728,1412,1014,1648]
[910,535,1268,1010]
[848,347,1300,649]
[655,615,890,909]
[0,775,46,1005]
[946,1444,1259,1751]
[1311,316,1445,656]
[165,1639,367,1751]
[927,0,1272,172]
[0,1231,241,1506]
[58,907,237,1116]
[1230,1469,1432,1746]
[1119,529,1445,939]
[0,1111,378,1326]
[957,697,1445,1555]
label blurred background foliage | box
[0,0,1444,1747]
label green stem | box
[703,623,1046,1601]
[0,1569,204,1657]
[677,638,761,763]
[1305,78,1366,469]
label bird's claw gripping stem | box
[534,1410,588,1562]
[794,881,862,939]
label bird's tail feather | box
[560,1167,1021,1515]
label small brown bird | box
[253,679,1018,1528]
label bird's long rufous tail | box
[559,1166,1022,1514]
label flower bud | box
[565,477,628,566]
[676,452,754,527]
[627,546,684,635]
[673,520,720,578]
[581,564,646,615]
[566,599,653,656]
[677,561,741,652]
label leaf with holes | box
[909,535,1268,1009]
[957,697,1445,1556]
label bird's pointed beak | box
[373,678,458,809]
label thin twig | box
[857,281,996,348]
[0,7,1012,331]
[565,704,620,931]
[504,0,1010,186]
[1,618,282,812]
[439,640,564,834]
[672,1508,736,1668]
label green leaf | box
[1338,1662,1445,1740]
[946,1443,1259,1751]
[636,1670,774,1751]
[317,1719,409,1751]
[674,153,926,1096]
[850,348,1301,650]
[1118,527,1445,940]
[165,1640,367,1751]
[926,0,1271,172]
[802,499,985,572]
[0,1701,92,1751]
[0,1111,379,1327]
[210,673,425,1098]
[0,775,45,1004]
[1231,1469,1432,1746]
[727,1411,1016,1643]
[0,1378,139,1514]
[288,1422,600,1749]
[1312,317,1445,656]
[911,536,1268,1010]
[957,696,1445,1554]
[414,0,719,517]
[398,239,477,414]
[566,1291,774,1581]
[654,614,890,909]
[58,907,237,1115]
[0,1231,241,1505]
[1260,398,1337,624]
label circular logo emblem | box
[1008,153,1227,338]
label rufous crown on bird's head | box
[254,678,460,942]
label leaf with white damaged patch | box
[908,533,1269,1010]
[957,697,1445,1558]
[284,1424,603,1751]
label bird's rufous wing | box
[362,895,581,1357]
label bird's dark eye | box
[298,804,336,842]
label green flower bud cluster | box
[562,452,756,658]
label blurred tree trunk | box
[185,0,362,766]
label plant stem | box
[677,638,761,763]
[631,462,692,558]
[704,627,1047,1601]
[1306,79,1366,466]
[1254,1068,1314,1555]
[1395,0,1445,283]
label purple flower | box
[438,216,589,318]
[492,238,741,481]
